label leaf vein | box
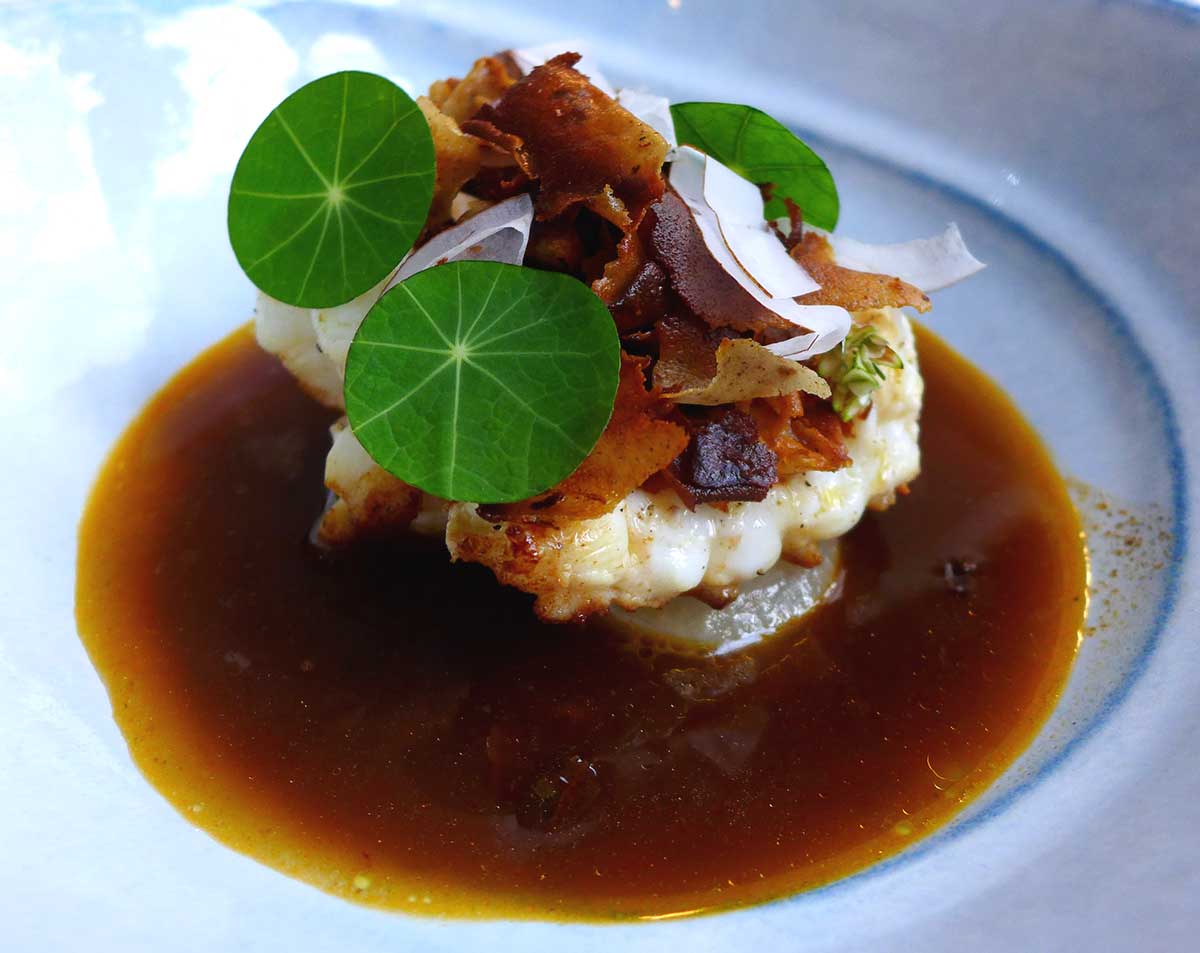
[232,189,329,200]
[398,282,453,348]
[343,170,430,189]
[461,267,503,343]
[351,356,454,430]
[446,358,462,497]
[465,358,589,456]
[473,311,555,351]
[274,111,331,189]
[341,105,420,184]
[333,72,349,183]
[354,340,450,354]
[295,203,335,301]
[247,200,329,270]
[343,194,421,227]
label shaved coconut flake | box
[667,338,830,405]
[306,195,534,382]
[670,147,850,359]
[805,222,985,292]
[385,193,533,291]
[511,41,615,96]
[615,88,676,150]
[702,156,818,298]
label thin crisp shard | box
[510,41,615,95]
[653,312,728,392]
[805,222,984,292]
[751,393,850,475]
[418,96,502,228]
[791,232,931,314]
[427,55,517,123]
[479,354,687,523]
[609,260,669,333]
[465,53,669,226]
[667,338,830,405]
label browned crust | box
[793,232,931,313]
[479,354,688,523]
[463,53,669,226]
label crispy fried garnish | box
[592,231,645,304]
[523,211,587,274]
[666,338,830,405]
[427,55,517,124]
[665,407,778,508]
[646,191,795,335]
[464,53,668,226]
[320,427,423,545]
[480,354,688,523]
[447,512,618,621]
[592,232,671,334]
[750,393,851,476]
[609,260,669,333]
[465,164,532,201]
[793,232,931,313]
[418,96,494,227]
[319,469,422,545]
[459,117,523,157]
[653,311,724,392]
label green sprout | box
[817,325,904,422]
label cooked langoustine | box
[253,49,979,622]
[257,291,919,620]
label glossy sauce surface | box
[76,325,1086,919]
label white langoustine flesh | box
[257,274,921,624]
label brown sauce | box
[75,324,1086,920]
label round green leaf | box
[228,71,435,309]
[344,261,621,503]
[671,101,840,231]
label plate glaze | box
[0,1,1196,950]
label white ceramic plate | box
[2,1,1197,950]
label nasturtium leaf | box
[344,261,621,503]
[228,71,435,309]
[670,101,840,231]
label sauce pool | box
[76,324,1086,919]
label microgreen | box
[817,324,904,421]
[671,101,839,231]
[344,261,621,503]
[228,71,435,309]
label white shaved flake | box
[669,147,850,360]
[803,222,985,292]
[702,155,819,298]
[384,193,533,291]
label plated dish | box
[77,44,1089,919]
